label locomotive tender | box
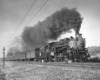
[6,34,90,62]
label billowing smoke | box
[22,8,82,48]
[7,8,83,55]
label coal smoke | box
[22,8,82,48]
[7,8,83,55]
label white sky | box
[0,0,100,58]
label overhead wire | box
[5,0,37,48]
[31,0,54,23]
[29,0,68,25]
[26,0,49,26]
[10,0,37,38]
[5,0,48,56]
[6,0,49,46]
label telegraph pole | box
[3,47,5,66]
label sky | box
[0,0,100,58]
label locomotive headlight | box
[51,52,54,56]
[39,53,42,56]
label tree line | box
[88,46,100,55]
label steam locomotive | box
[6,34,90,62]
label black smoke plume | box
[7,8,83,55]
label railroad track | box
[8,61,100,69]
[36,62,100,69]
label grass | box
[2,61,100,80]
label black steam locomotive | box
[36,34,90,62]
[6,34,90,62]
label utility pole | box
[3,47,5,66]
